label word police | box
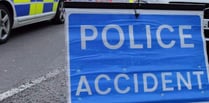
[81,24,194,49]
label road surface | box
[0,21,68,103]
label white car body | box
[0,0,65,43]
[1,0,59,28]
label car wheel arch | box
[0,0,14,27]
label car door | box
[14,0,59,24]
[36,0,58,16]
[13,0,34,18]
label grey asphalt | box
[1,70,68,103]
[0,21,68,102]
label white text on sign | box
[76,71,204,96]
[81,24,194,50]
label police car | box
[0,0,65,44]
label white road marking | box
[0,69,65,101]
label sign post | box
[65,2,208,103]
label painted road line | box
[0,68,66,101]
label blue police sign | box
[67,9,209,103]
